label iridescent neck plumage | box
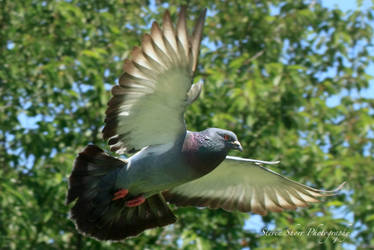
[181,131,227,176]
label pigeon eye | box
[223,134,230,141]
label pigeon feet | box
[112,189,145,207]
[112,189,129,201]
[125,195,146,207]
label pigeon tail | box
[66,145,176,241]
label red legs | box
[125,195,146,207]
[112,189,129,201]
[112,189,145,207]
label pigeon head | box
[201,128,243,152]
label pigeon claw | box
[125,195,146,207]
[112,189,129,201]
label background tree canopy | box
[1,0,373,249]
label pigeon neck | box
[182,131,227,177]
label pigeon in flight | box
[66,7,344,241]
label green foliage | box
[1,0,373,249]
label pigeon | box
[66,6,344,241]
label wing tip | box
[191,8,207,73]
[316,181,346,197]
[334,181,346,192]
[179,5,188,16]
[162,9,174,29]
[195,8,207,31]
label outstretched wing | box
[164,156,344,215]
[103,7,206,154]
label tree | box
[1,0,373,249]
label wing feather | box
[176,7,189,59]
[162,11,178,56]
[151,22,169,58]
[164,156,344,215]
[191,9,206,72]
[103,7,207,153]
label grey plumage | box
[66,7,344,241]
[66,145,176,241]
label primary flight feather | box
[66,6,344,241]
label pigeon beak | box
[232,140,243,152]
